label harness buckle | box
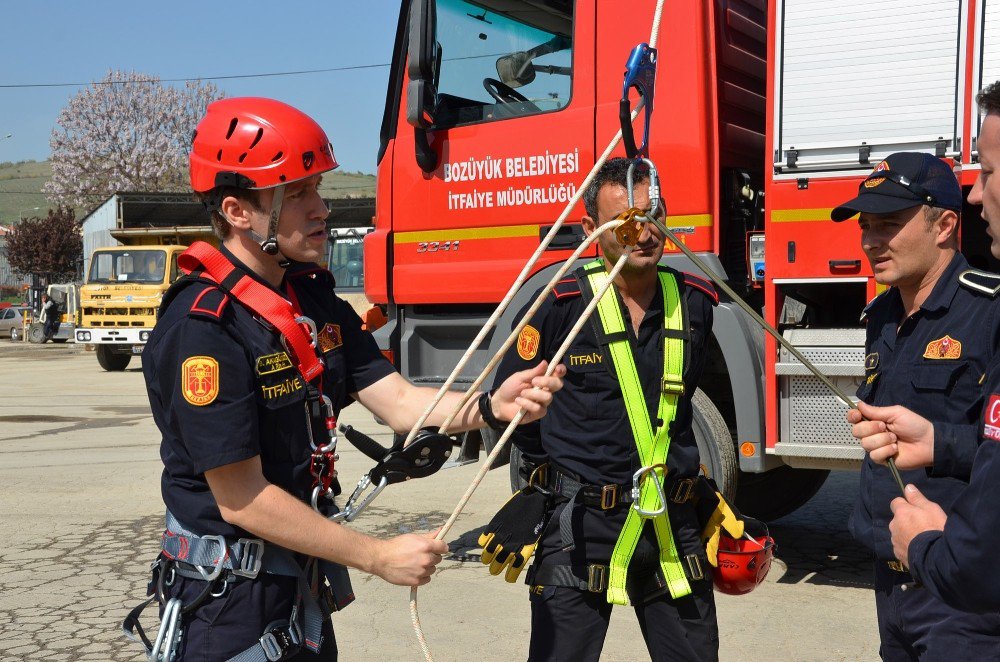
[234,538,264,579]
[661,376,685,395]
[670,478,695,504]
[685,554,704,581]
[600,484,619,510]
[587,564,608,592]
[259,629,291,662]
[631,464,668,517]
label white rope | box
[410,248,632,661]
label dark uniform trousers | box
[527,499,719,662]
[874,564,1000,661]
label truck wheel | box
[27,323,47,344]
[96,345,131,371]
[735,465,830,521]
[691,389,738,502]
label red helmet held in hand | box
[713,517,776,595]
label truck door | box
[381,0,596,305]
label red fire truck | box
[365,0,998,519]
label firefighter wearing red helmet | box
[126,97,565,661]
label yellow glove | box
[701,492,745,567]
[478,487,552,582]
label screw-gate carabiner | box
[619,43,658,159]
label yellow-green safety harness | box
[582,259,690,605]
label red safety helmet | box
[713,517,776,596]
[189,97,338,193]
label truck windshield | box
[88,250,169,284]
[327,229,368,291]
[432,0,573,128]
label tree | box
[44,70,223,210]
[6,207,83,283]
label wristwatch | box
[478,389,509,431]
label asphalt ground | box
[0,342,880,660]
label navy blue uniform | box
[850,253,1000,659]
[144,247,394,660]
[907,270,1000,613]
[495,264,719,662]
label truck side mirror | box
[496,52,536,88]
[406,0,440,173]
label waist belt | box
[528,554,707,599]
[533,463,697,511]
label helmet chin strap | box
[248,184,290,267]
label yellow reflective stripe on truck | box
[394,214,713,245]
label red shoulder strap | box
[178,242,324,382]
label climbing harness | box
[581,260,692,604]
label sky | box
[0,1,401,174]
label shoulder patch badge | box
[318,323,343,352]
[864,352,879,370]
[182,356,220,406]
[256,352,293,376]
[923,335,962,360]
[517,324,540,360]
[984,394,1000,441]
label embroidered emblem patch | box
[517,325,540,360]
[864,353,879,370]
[984,395,1000,441]
[256,352,293,375]
[923,335,962,360]
[318,323,343,352]
[569,352,603,367]
[261,376,304,400]
[864,160,890,188]
[182,356,219,406]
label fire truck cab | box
[367,0,997,518]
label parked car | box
[0,306,29,340]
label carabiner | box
[619,43,657,159]
[631,463,668,517]
[626,158,662,221]
[329,474,390,523]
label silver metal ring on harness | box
[631,464,668,517]
[192,534,227,582]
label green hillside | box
[0,160,376,226]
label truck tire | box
[508,388,738,500]
[691,389,738,502]
[27,323,47,344]
[735,465,830,521]
[96,345,131,371]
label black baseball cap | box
[830,152,963,222]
